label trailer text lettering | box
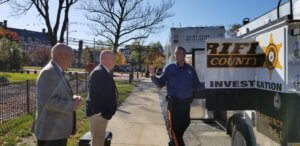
[208,55,265,67]
[210,80,282,91]
[207,42,265,67]
[256,81,282,91]
[207,42,259,55]
[210,80,255,88]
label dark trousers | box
[37,139,68,146]
[167,100,191,146]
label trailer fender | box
[227,114,256,146]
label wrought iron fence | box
[0,80,36,122]
[0,72,88,124]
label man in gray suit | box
[33,43,81,146]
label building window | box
[23,45,27,52]
[27,37,32,43]
[27,45,32,52]
[20,36,24,42]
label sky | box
[0,0,285,48]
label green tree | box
[82,47,92,66]
[0,37,13,63]
[9,47,22,70]
[226,24,241,38]
[116,52,127,66]
[144,42,165,69]
[129,41,145,72]
[0,28,22,71]
[21,52,31,66]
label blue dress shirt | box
[151,63,201,99]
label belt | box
[166,95,193,104]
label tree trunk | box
[50,35,58,47]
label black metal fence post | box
[85,72,88,91]
[75,72,78,94]
[26,80,30,113]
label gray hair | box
[51,43,73,59]
[100,50,114,62]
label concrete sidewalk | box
[106,78,169,146]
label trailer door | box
[191,49,214,119]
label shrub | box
[0,75,9,84]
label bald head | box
[51,43,73,58]
[100,50,115,71]
[51,43,74,70]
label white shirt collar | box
[52,60,63,73]
[101,64,110,73]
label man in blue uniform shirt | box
[150,46,202,146]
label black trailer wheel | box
[229,114,256,146]
[231,125,247,146]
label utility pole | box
[78,40,83,67]
[66,20,69,45]
[93,38,96,66]
[138,47,142,79]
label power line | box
[12,21,98,27]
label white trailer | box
[169,27,225,63]
[193,0,300,145]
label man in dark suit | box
[34,43,81,146]
[86,50,118,146]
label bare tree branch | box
[82,0,174,53]
[9,0,34,16]
[0,0,10,4]
[59,0,78,42]
[95,32,114,44]
[8,0,79,46]
[87,17,115,35]
[53,0,64,41]
[119,34,149,46]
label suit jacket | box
[34,60,74,140]
[86,64,118,120]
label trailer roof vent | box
[243,18,250,25]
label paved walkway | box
[106,78,169,146]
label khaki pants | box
[89,113,108,146]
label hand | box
[73,95,82,111]
[149,66,155,77]
[73,95,82,101]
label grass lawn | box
[0,80,138,146]
[67,68,85,72]
[0,114,35,145]
[23,66,42,70]
[0,72,38,82]
[24,66,85,72]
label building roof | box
[8,27,50,44]
[1,20,50,45]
